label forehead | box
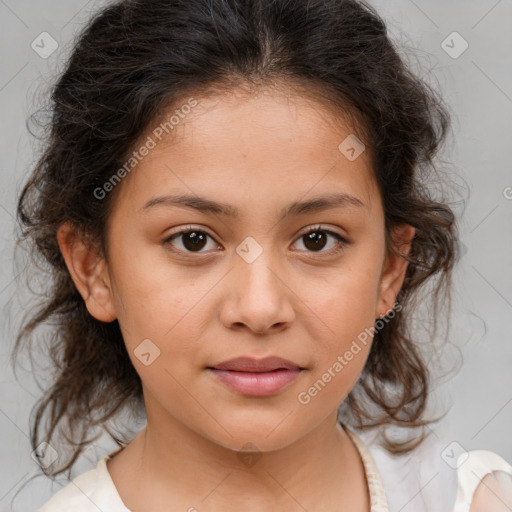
[112,86,380,220]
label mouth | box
[206,356,305,397]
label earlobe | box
[56,221,117,323]
[376,224,415,318]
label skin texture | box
[468,471,512,512]
[57,86,415,511]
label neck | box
[108,409,370,511]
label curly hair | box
[13,0,460,482]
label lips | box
[210,356,303,372]
[207,356,305,396]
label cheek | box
[109,242,207,336]
[298,315,373,413]
[301,262,379,394]
[307,264,381,336]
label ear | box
[56,221,117,322]
[375,223,415,319]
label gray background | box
[0,0,511,510]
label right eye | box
[163,226,221,254]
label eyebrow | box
[141,192,366,220]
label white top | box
[38,426,512,512]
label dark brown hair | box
[13,0,461,484]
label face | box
[60,85,413,453]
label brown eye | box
[292,226,348,255]
[164,227,218,253]
[303,231,328,251]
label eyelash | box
[163,224,349,257]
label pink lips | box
[207,356,304,397]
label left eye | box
[291,226,348,254]
[163,225,348,255]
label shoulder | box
[38,456,131,512]
[357,429,512,512]
[455,450,512,512]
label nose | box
[219,245,295,335]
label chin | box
[197,415,306,454]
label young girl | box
[13,0,512,510]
